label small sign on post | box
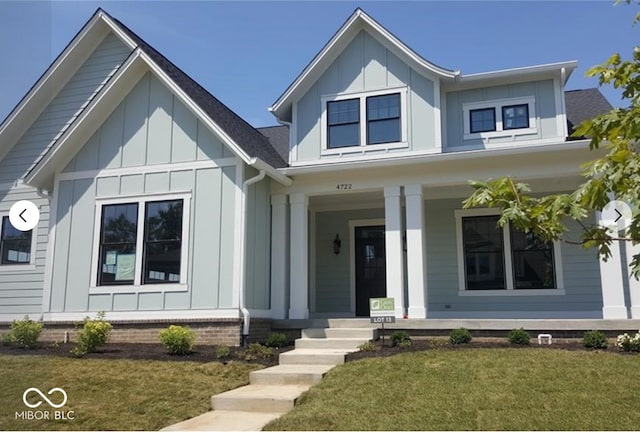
[370,298,395,346]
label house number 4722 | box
[336,184,352,190]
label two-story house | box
[0,8,637,345]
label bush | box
[583,330,608,349]
[449,328,472,345]
[616,330,640,352]
[248,343,274,358]
[216,344,231,359]
[8,316,43,349]
[390,331,411,347]
[265,332,287,348]
[71,312,112,357]
[358,341,379,352]
[159,325,196,355]
[507,328,530,345]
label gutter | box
[238,169,266,346]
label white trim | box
[89,191,192,293]
[42,175,59,313]
[427,310,597,320]
[320,86,409,156]
[289,192,309,319]
[58,158,238,182]
[554,77,568,138]
[291,102,298,163]
[384,186,405,318]
[463,96,537,140]
[41,309,241,322]
[405,184,427,318]
[433,79,442,151]
[447,137,565,153]
[232,162,244,310]
[348,218,385,316]
[459,61,577,84]
[454,208,564,296]
[309,208,317,314]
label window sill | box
[458,289,566,297]
[0,264,37,272]
[321,141,409,156]
[90,283,188,294]
[463,127,538,141]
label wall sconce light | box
[333,234,342,255]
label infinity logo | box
[22,388,68,409]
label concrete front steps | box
[162,327,376,431]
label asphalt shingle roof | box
[107,11,287,169]
[565,88,614,134]
[257,125,289,164]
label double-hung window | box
[322,87,407,154]
[0,216,34,266]
[94,195,188,289]
[455,209,562,294]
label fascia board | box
[278,139,593,176]
[0,13,114,166]
[250,158,293,186]
[25,51,148,189]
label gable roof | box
[108,14,286,169]
[257,125,289,164]
[2,8,288,190]
[565,88,614,133]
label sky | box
[0,0,636,128]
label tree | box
[463,1,640,278]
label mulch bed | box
[0,342,291,367]
[346,337,635,362]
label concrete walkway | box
[161,327,376,431]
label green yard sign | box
[369,297,395,323]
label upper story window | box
[327,98,360,148]
[321,87,408,155]
[367,93,401,144]
[463,97,536,140]
[1,216,33,266]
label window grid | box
[366,93,401,145]
[469,108,496,134]
[502,104,529,130]
[327,98,360,148]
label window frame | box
[366,93,402,145]
[502,103,530,131]
[90,192,191,293]
[326,98,361,149]
[320,87,408,155]
[462,97,537,140]
[0,213,37,271]
[454,208,564,296]
[469,107,497,134]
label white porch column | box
[384,186,405,318]
[270,194,288,319]
[626,241,640,318]
[289,192,309,319]
[405,185,427,318]
[597,211,628,319]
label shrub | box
[616,330,640,352]
[358,341,379,352]
[216,344,231,360]
[265,332,287,348]
[8,316,43,349]
[390,331,411,347]
[159,325,196,355]
[449,328,472,345]
[248,343,273,358]
[71,312,112,356]
[507,328,530,345]
[397,339,413,348]
[583,330,608,349]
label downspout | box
[239,169,266,346]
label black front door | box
[355,225,386,317]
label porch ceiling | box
[309,190,384,210]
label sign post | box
[369,298,395,346]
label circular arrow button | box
[9,200,40,232]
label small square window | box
[502,104,529,130]
[469,108,496,133]
[327,99,360,148]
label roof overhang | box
[269,8,460,123]
[0,9,137,168]
[25,48,291,190]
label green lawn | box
[264,348,640,431]
[0,355,262,431]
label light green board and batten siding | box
[444,79,559,149]
[294,30,436,162]
[0,33,132,318]
[50,72,240,313]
